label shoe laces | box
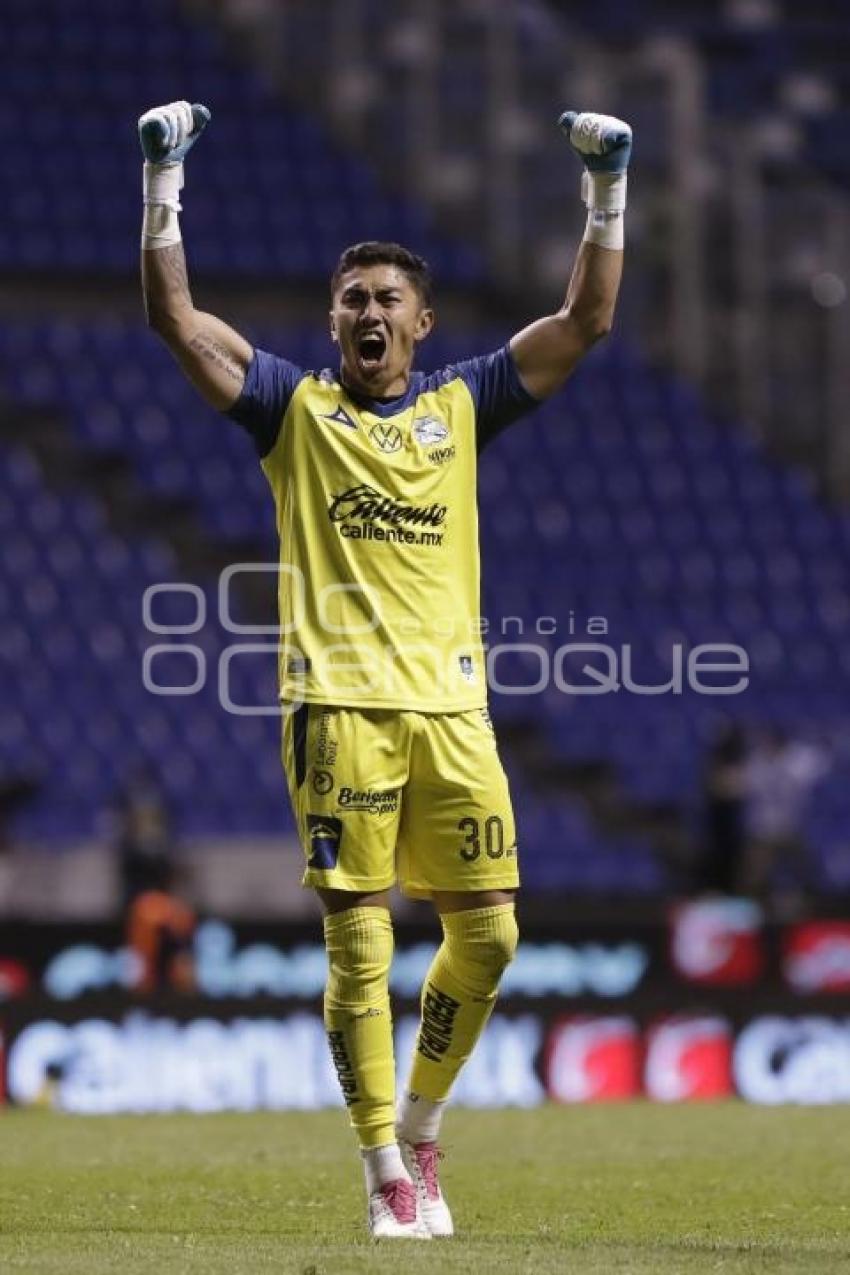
[381,1177,417,1224]
[413,1143,442,1201]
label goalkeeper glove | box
[558,111,632,175]
[558,110,632,248]
[138,100,210,248]
[139,100,211,167]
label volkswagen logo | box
[368,422,402,454]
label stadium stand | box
[563,0,850,187]
[0,0,481,282]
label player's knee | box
[323,906,393,1008]
[443,904,518,993]
[482,907,519,976]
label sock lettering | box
[327,1029,359,1104]
[416,984,461,1062]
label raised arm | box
[139,101,253,411]
[510,112,631,402]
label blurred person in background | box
[112,763,196,994]
[699,721,749,895]
[137,99,631,1239]
[111,762,176,908]
[741,727,829,906]
[126,857,196,996]
[0,775,41,911]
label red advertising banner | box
[670,899,765,986]
[644,1015,733,1101]
[783,922,850,993]
[546,1016,641,1102]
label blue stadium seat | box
[0,1,485,283]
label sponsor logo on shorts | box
[417,983,461,1062]
[312,769,333,796]
[306,814,342,869]
[315,710,338,771]
[337,786,400,815]
[413,415,450,447]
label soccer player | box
[139,99,630,1239]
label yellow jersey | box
[227,346,537,711]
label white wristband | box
[141,161,184,250]
[580,169,626,250]
[581,169,627,213]
[583,208,623,250]
[143,160,184,209]
[142,204,181,249]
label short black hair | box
[330,241,433,307]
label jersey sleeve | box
[452,344,540,452]
[225,348,305,458]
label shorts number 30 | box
[458,814,504,862]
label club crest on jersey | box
[368,422,403,454]
[413,415,450,447]
[321,405,358,431]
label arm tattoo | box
[187,332,245,386]
[143,242,192,323]
[156,243,192,306]
[143,244,246,389]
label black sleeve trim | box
[473,344,540,455]
[225,349,302,459]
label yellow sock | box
[323,907,397,1150]
[407,904,518,1103]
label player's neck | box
[340,365,412,402]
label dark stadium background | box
[1,0,850,1112]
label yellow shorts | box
[281,704,519,899]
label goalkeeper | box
[139,98,630,1240]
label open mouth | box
[356,329,387,370]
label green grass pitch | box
[1,1104,849,1273]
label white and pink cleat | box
[368,1176,432,1240]
[400,1141,454,1237]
